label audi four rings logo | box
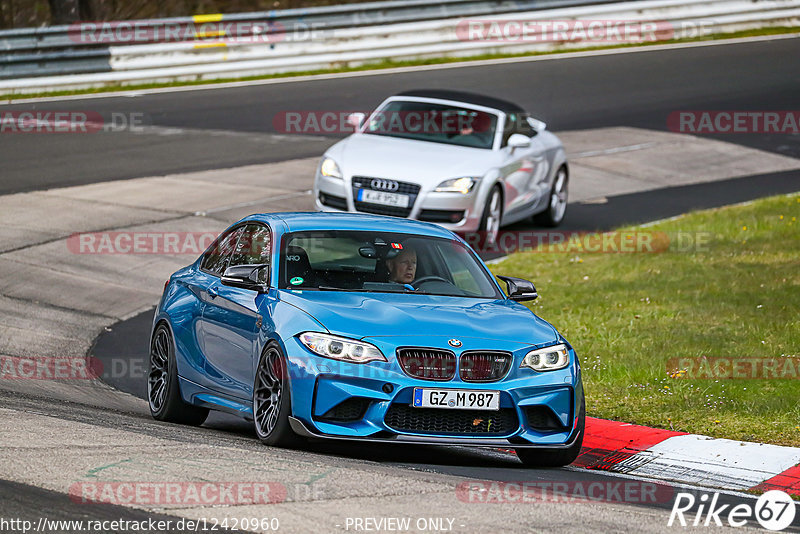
[370,179,399,192]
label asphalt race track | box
[1,35,800,533]
[0,37,799,194]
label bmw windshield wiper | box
[316,286,372,292]
[315,285,417,293]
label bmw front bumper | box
[284,334,584,448]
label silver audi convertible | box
[313,89,568,244]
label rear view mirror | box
[497,275,538,301]
[221,264,268,291]
[359,245,377,259]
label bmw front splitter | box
[288,417,582,449]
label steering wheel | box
[412,276,452,288]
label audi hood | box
[325,133,499,185]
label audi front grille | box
[352,177,421,218]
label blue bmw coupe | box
[149,212,584,466]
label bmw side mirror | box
[347,112,366,130]
[497,275,538,302]
[221,264,268,292]
[508,133,531,150]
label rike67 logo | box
[669,490,796,530]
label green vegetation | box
[491,193,800,446]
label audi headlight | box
[434,177,478,194]
[320,157,342,179]
[521,344,570,372]
[299,332,386,364]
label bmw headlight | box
[320,157,342,179]
[299,332,386,364]
[434,177,478,194]
[521,344,570,371]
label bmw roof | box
[394,89,525,114]
[246,212,459,239]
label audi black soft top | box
[395,89,526,114]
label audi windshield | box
[279,230,503,299]
[363,100,499,149]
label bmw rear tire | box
[148,323,209,426]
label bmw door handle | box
[208,287,219,299]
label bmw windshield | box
[363,100,498,150]
[279,230,503,299]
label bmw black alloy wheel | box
[254,346,284,437]
[148,326,170,413]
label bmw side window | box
[200,226,245,276]
[228,224,272,284]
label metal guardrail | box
[0,0,797,94]
[0,0,628,80]
[0,0,621,52]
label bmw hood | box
[330,134,497,184]
[279,290,559,346]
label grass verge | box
[491,193,800,447]
[2,26,799,101]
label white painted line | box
[571,142,661,159]
[566,464,763,501]
[618,434,800,490]
[196,190,312,216]
[579,197,609,205]
[636,191,800,228]
[2,33,798,105]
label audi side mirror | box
[497,275,538,302]
[347,112,366,130]
[508,133,531,150]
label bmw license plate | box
[413,388,500,411]
[358,189,409,208]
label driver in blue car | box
[386,246,417,284]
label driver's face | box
[388,249,417,284]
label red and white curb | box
[574,418,800,496]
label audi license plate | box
[358,189,409,208]
[413,388,500,411]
